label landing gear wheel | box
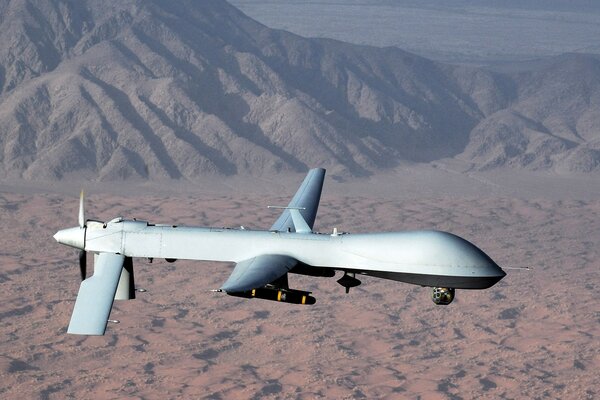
[432,287,455,305]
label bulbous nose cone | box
[53,227,85,250]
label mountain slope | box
[0,0,598,180]
[459,54,600,172]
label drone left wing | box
[67,253,125,335]
[220,254,298,293]
[220,170,324,293]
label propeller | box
[78,190,86,281]
[78,190,85,229]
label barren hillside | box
[0,0,598,180]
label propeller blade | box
[79,250,87,281]
[78,190,85,228]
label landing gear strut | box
[337,272,361,293]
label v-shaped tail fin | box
[270,168,325,232]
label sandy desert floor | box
[0,169,599,399]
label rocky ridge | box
[0,0,598,181]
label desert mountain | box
[457,54,600,172]
[0,0,598,180]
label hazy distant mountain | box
[231,1,600,66]
[458,54,600,172]
[0,0,598,180]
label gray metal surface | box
[80,224,504,288]
[67,253,125,335]
[114,257,135,300]
[220,254,298,292]
[270,168,325,232]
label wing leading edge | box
[67,253,125,335]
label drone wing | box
[270,168,325,232]
[220,254,297,293]
[67,253,125,335]
[219,168,325,292]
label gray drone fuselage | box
[56,218,504,289]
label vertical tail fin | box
[270,168,326,232]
